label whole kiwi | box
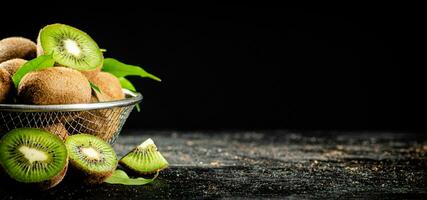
[0,37,37,63]
[17,67,91,105]
[80,64,102,79]
[0,68,12,103]
[80,107,123,143]
[90,72,124,101]
[78,77,124,143]
[41,123,69,140]
[0,58,27,75]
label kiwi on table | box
[37,24,103,76]
[90,72,125,101]
[0,128,68,190]
[41,123,69,140]
[0,37,37,63]
[65,134,117,184]
[17,67,92,105]
[0,68,13,103]
[119,138,169,175]
[0,58,27,76]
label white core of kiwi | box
[81,147,101,161]
[138,138,155,149]
[18,146,49,164]
[63,39,82,57]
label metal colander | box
[0,91,142,144]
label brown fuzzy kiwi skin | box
[90,72,124,101]
[79,60,103,79]
[0,58,27,76]
[41,123,69,140]
[17,67,92,105]
[0,68,13,103]
[0,37,37,63]
[35,161,68,190]
[78,95,123,142]
[78,72,124,142]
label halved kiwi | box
[65,134,117,184]
[119,138,169,175]
[37,24,103,71]
[0,128,68,190]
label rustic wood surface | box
[1,130,426,199]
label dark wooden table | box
[1,130,426,199]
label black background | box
[0,5,422,132]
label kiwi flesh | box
[41,123,69,140]
[0,68,12,103]
[90,72,124,101]
[0,128,68,190]
[119,138,169,175]
[65,134,117,184]
[0,37,37,63]
[37,24,103,71]
[0,58,27,76]
[17,67,91,105]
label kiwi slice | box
[37,24,103,71]
[119,138,169,175]
[0,128,68,190]
[65,134,117,184]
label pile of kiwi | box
[0,128,168,190]
[0,24,167,189]
[0,24,135,140]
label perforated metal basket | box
[0,91,142,144]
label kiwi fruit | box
[0,68,13,103]
[0,128,68,190]
[17,67,91,105]
[79,108,123,143]
[65,134,117,184]
[80,64,102,79]
[119,138,169,175]
[0,58,27,76]
[90,72,124,101]
[41,123,69,140]
[0,37,37,63]
[37,24,103,72]
[78,72,125,142]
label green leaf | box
[135,103,141,112]
[89,81,102,93]
[12,54,55,88]
[119,77,136,92]
[102,58,161,82]
[104,169,158,185]
[120,79,140,112]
